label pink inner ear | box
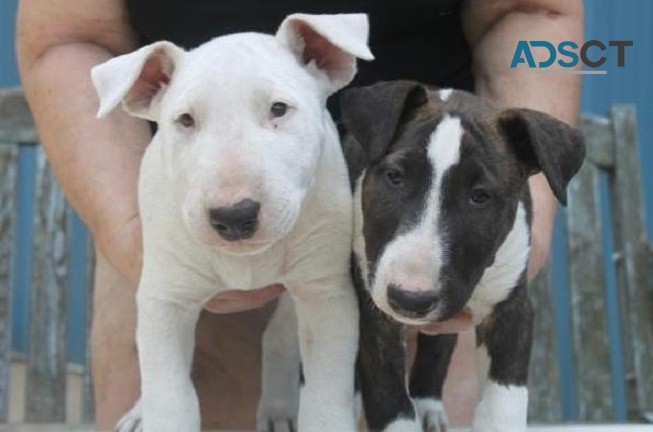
[127,53,171,105]
[296,22,350,78]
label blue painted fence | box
[1,0,90,365]
[550,0,653,422]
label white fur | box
[383,417,423,432]
[353,391,363,424]
[414,398,449,432]
[370,115,463,323]
[429,115,462,177]
[91,42,182,119]
[472,381,528,432]
[293,276,359,432]
[116,399,142,432]
[93,13,372,432]
[257,293,300,432]
[466,202,530,322]
[353,172,369,290]
[438,88,453,101]
[277,13,374,94]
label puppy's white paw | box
[471,382,528,432]
[256,399,298,432]
[354,391,363,423]
[383,417,423,432]
[414,398,448,432]
[115,399,142,432]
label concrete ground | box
[7,360,87,425]
[1,425,652,432]
[6,356,652,432]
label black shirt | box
[126,0,473,119]
[126,1,472,87]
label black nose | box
[387,284,439,318]
[208,199,261,241]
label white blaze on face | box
[371,115,463,322]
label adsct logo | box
[511,40,633,74]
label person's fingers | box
[419,309,474,335]
[203,284,286,313]
[526,174,557,280]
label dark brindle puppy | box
[340,81,585,432]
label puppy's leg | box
[257,292,300,432]
[137,288,201,432]
[291,276,358,432]
[116,398,142,432]
[472,284,533,432]
[357,287,420,432]
[409,333,457,432]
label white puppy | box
[92,13,373,432]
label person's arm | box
[17,0,150,285]
[462,0,584,279]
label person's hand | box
[419,309,474,335]
[526,173,558,280]
[203,284,286,313]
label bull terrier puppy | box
[340,81,585,432]
[92,13,373,432]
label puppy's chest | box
[466,201,531,322]
[210,252,285,291]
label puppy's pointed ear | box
[340,81,428,164]
[91,41,184,121]
[496,108,585,206]
[276,13,374,94]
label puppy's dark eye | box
[386,168,405,187]
[176,113,195,128]
[470,187,491,205]
[270,102,288,118]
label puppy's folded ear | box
[91,41,185,121]
[276,13,374,94]
[340,81,427,164]
[496,108,586,206]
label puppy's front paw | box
[471,383,527,432]
[256,400,298,432]
[115,399,142,432]
[383,418,423,432]
[414,398,448,432]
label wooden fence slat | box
[528,262,563,422]
[566,160,614,421]
[25,150,68,422]
[0,144,18,422]
[82,246,95,423]
[610,105,653,419]
[0,89,37,144]
[580,115,615,170]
